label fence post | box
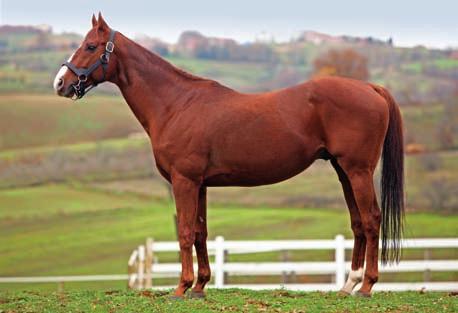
[137,245,145,290]
[127,249,138,289]
[214,236,225,288]
[145,238,153,288]
[57,281,64,293]
[335,234,345,289]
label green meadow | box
[1,183,457,292]
[0,289,456,313]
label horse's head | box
[53,13,117,99]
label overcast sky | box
[1,0,457,48]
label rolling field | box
[0,183,457,292]
[0,94,141,150]
[0,93,456,296]
[0,91,450,151]
[0,289,456,313]
[2,133,457,210]
[1,25,457,312]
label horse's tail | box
[373,84,405,264]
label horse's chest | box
[150,147,172,182]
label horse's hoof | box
[338,289,351,297]
[169,295,185,301]
[355,290,371,298]
[188,290,206,299]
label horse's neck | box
[112,34,212,140]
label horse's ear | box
[91,14,97,27]
[97,12,109,32]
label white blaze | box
[53,53,75,92]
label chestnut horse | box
[54,14,404,298]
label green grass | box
[434,58,458,70]
[0,289,456,313]
[165,56,273,91]
[1,184,457,292]
[0,94,142,150]
[401,58,458,74]
[0,50,272,93]
[1,136,458,209]
[0,136,148,161]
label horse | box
[54,13,404,298]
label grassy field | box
[0,94,141,150]
[1,183,457,292]
[0,49,274,94]
[0,94,456,294]
[0,90,452,151]
[2,133,457,210]
[0,289,456,313]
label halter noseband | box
[63,29,116,100]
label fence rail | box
[128,235,458,291]
[1,236,457,292]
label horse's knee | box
[178,231,196,249]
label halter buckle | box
[106,41,114,53]
[78,74,88,82]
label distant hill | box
[297,30,392,46]
[0,24,457,103]
[0,25,81,53]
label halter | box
[63,29,116,100]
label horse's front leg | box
[171,172,200,298]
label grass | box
[0,136,148,161]
[434,58,458,70]
[5,135,456,211]
[0,94,142,150]
[0,49,272,93]
[165,56,273,91]
[0,92,450,152]
[0,184,457,292]
[1,137,458,212]
[401,58,458,74]
[0,289,456,313]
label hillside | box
[1,25,457,102]
[0,25,457,296]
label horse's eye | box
[87,44,97,51]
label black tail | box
[375,85,405,264]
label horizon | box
[1,0,457,49]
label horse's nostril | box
[57,78,64,89]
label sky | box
[1,0,457,48]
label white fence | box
[126,235,458,292]
[1,236,457,292]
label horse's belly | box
[204,164,311,187]
[204,142,317,187]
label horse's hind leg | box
[331,159,365,294]
[338,160,381,297]
[190,186,211,298]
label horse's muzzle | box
[55,78,76,98]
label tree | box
[437,88,458,150]
[313,48,369,81]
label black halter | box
[63,29,116,100]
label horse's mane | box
[126,34,227,87]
